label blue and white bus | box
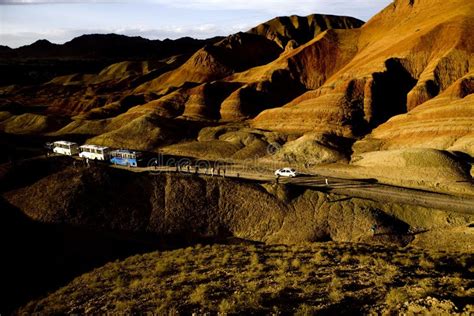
[109,149,143,167]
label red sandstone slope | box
[134,14,362,96]
[133,33,282,95]
[354,72,474,156]
[1,1,472,163]
[252,0,473,140]
[130,15,363,120]
[222,28,361,122]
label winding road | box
[119,162,474,215]
[2,152,473,215]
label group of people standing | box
[174,164,229,178]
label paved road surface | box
[124,163,474,215]
[4,154,474,215]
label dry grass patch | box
[19,242,474,314]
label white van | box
[79,144,111,161]
[52,141,80,156]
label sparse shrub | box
[114,300,131,312]
[187,271,203,283]
[419,256,435,270]
[154,304,179,316]
[357,255,374,266]
[295,304,318,315]
[129,279,142,289]
[219,298,236,314]
[367,257,399,284]
[249,252,260,266]
[189,284,209,305]
[183,246,194,255]
[275,273,289,288]
[167,306,180,316]
[301,283,320,295]
[248,244,258,252]
[275,258,289,273]
[385,287,409,306]
[221,252,231,266]
[155,260,173,276]
[246,280,259,292]
[299,263,314,277]
[311,251,326,264]
[248,252,265,273]
[328,287,343,303]
[174,256,188,267]
[340,253,353,264]
[393,256,413,267]
[114,275,128,288]
[291,258,302,270]
[415,278,435,296]
[272,245,288,253]
[232,290,262,311]
[163,289,175,303]
[111,285,125,295]
[173,271,188,285]
[328,276,344,302]
[458,254,473,269]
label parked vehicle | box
[79,144,110,161]
[275,168,298,177]
[45,140,147,168]
[52,141,80,156]
[44,142,54,151]
[110,149,143,167]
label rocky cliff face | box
[4,164,471,248]
[249,14,363,48]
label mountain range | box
[0,0,473,192]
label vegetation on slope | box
[20,243,474,314]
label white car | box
[275,168,298,177]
